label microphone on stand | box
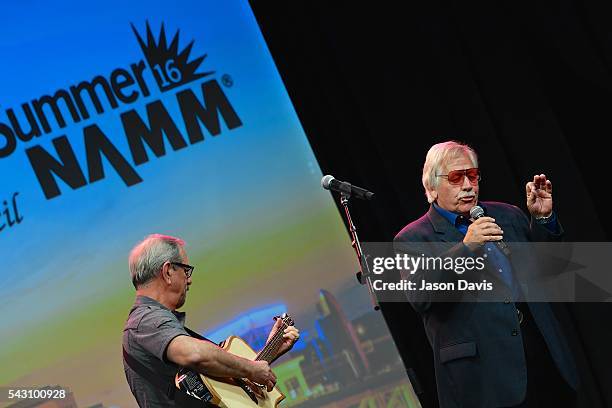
[321,175,375,200]
[321,174,379,309]
[470,205,511,256]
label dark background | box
[251,1,612,406]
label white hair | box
[128,234,185,288]
[422,141,478,203]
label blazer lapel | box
[426,205,465,242]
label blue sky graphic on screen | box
[0,1,417,407]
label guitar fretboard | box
[255,318,291,363]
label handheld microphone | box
[321,175,375,200]
[469,205,511,256]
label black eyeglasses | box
[171,262,195,278]
[436,168,481,185]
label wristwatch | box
[535,212,554,224]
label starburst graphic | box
[131,21,214,92]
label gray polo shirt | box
[123,296,190,407]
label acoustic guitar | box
[175,313,294,407]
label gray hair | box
[128,234,186,288]
[422,141,478,203]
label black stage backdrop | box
[250,1,612,407]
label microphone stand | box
[339,192,380,311]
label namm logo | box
[0,22,242,199]
[132,22,214,92]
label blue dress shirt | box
[432,203,525,299]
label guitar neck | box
[255,321,288,363]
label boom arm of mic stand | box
[339,193,380,311]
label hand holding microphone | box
[463,217,503,247]
[464,205,511,256]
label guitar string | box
[259,316,294,361]
[257,322,286,362]
[256,319,291,362]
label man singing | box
[394,141,577,407]
[123,234,299,407]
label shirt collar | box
[432,202,485,227]
[133,295,186,323]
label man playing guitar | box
[123,234,299,407]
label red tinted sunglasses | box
[436,168,481,185]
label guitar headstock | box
[275,313,294,327]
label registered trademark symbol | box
[221,74,233,87]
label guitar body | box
[176,314,293,407]
[201,336,285,408]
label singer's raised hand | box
[463,217,504,251]
[526,174,553,218]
